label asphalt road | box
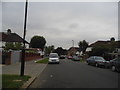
[28,59,119,88]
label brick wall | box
[3,52,11,65]
[25,52,41,61]
[2,52,41,65]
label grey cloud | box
[69,23,79,29]
[2,2,118,49]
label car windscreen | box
[49,54,58,58]
[95,57,105,60]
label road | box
[28,59,119,88]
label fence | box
[1,51,41,65]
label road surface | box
[28,59,119,88]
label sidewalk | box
[2,58,47,88]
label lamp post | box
[72,40,74,47]
[20,0,28,76]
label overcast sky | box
[2,2,118,49]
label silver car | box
[72,55,80,61]
[48,53,60,64]
[86,56,108,67]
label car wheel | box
[95,63,98,67]
[111,66,116,72]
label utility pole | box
[20,0,28,76]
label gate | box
[11,51,21,64]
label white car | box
[48,53,60,64]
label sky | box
[2,1,118,49]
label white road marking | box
[50,75,53,77]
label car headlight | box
[49,59,52,61]
[56,59,59,61]
[106,61,110,63]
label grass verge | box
[80,59,86,62]
[36,58,49,64]
[2,74,31,88]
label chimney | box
[7,29,11,34]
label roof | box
[68,47,81,52]
[26,48,42,51]
[0,32,29,44]
[89,40,120,48]
[89,41,110,47]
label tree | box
[4,42,23,50]
[90,44,110,56]
[4,42,15,50]
[30,36,46,50]
[78,40,88,54]
[88,43,114,60]
[53,47,67,56]
[14,42,23,50]
[45,45,55,55]
[110,41,117,53]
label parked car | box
[59,55,66,59]
[86,56,109,68]
[67,56,72,59]
[72,55,80,61]
[104,61,111,68]
[110,58,120,72]
[48,53,60,64]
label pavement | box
[2,58,47,89]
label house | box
[86,46,92,52]
[86,40,120,59]
[86,41,110,52]
[87,40,120,52]
[0,29,29,49]
[0,29,43,64]
[67,47,81,56]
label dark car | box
[72,55,80,61]
[86,56,109,67]
[110,58,120,72]
[59,55,66,59]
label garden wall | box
[25,52,41,61]
[1,51,41,65]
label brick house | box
[67,47,81,56]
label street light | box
[20,0,28,76]
[72,40,74,47]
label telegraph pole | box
[20,0,28,76]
